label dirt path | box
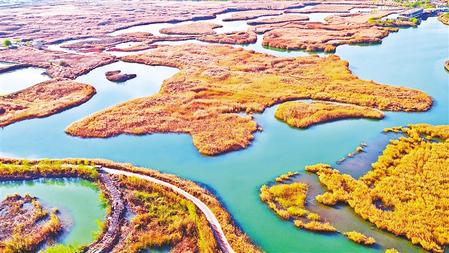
[85,172,126,253]
[100,166,235,253]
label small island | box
[159,22,222,35]
[344,231,376,246]
[105,70,137,82]
[274,101,384,129]
[0,79,96,127]
[260,172,337,233]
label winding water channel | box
[0,8,448,252]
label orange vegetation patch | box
[0,79,96,127]
[222,10,284,21]
[60,32,154,53]
[275,101,384,128]
[325,11,396,24]
[160,22,222,35]
[198,30,257,44]
[261,11,408,52]
[247,14,309,25]
[65,44,431,155]
[306,124,449,252]
[260,173,337,232]
[0,47,116,79]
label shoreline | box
[0,157,261,253]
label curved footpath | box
[100,167,236,253]
[86,172,125,253]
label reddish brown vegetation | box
[222,10,285,21]
[0,79,96,127]
[0,47,116,79]
[261,11,412,52]
[160,22,222,35]
[199,30,257,44]
[105,70,137,82]
[247,14,309,25]
[0,0,305,44]
[286,4,359,13]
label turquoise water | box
[0,179,105,247]
[0,17,448,252]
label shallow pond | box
[0,178,105,247]
[0,14,448,253]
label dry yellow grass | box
[275,101,384,128]
[66,44,431,155]
[306,124,449,252]
[344,231,376,246]
[0,79,96,127]
[438,13,449,26]
[260,178,337,233]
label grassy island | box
[0,79,96,127]
[344,231,376,246]
[199,30,257,45]
[0,158,260,253]
[160,22,222,35]
[275,101,384,128]
[306,124,449,252]
[66,44,431,155]
[260,172,337,233]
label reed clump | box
[275,101,384,128]
[306,124,449,252]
